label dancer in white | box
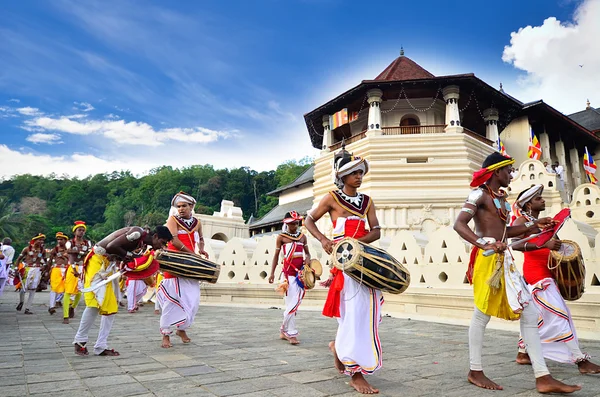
[158,191,208,348]
[48,232,70,315]
[512,184,600,374]
[268,211,311,345]
[1,238,15,294]
[14,234,47,314]
[305,147,383,395]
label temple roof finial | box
[586,98,591,109]
[499,82,504,93]
[400,46,404,56]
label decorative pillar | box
[390,207,397,228]
[483,108,499,145]
[554,140,568,201]
[569,147,582,187]
[400,207,408,228]
[443,85,463,133]
[366,89,383,136]
[321,115,332,152]
[539,129,551,162]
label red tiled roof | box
[375,55,435,81]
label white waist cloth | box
[157,277,200,335]
[335,274,383,376]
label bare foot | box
[288,336,300,345]
[176,330,191,343]
[280,332,287,340]
[161,335,173,348]
[328,341,345,374]
[536,375,580,393]
[154,309,160,315]
[516,352,532,365]
[467,370,503,390]
[349,373,379,394]
[578,360,600,374]
[63,318,69,324]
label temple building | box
[302,50,600,236]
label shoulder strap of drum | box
[282,242,297,272]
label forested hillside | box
[0,158,311,249]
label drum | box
[549,240,585,301]
[156,250,220,283]
[298,259,322,290]
[142,275,156,288]
[331,238,410,294]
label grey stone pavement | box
[1,291,600,397]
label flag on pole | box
[583,146,598,184]
[330,108,348,129]
[527,128,542,160]
[496,137,508,156]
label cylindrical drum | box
[331,237,410,294]
[156,250,221,284]
[549,240,585,301]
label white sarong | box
[24,267,42,291]
[519,278,588,364]
[126,279,147,311]
[157,277,200,335]
[280,275,305,338]
[335,274,383,376]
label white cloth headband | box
[516,184,544,208]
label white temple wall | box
[500,116,530,166]
[278,185,313,205]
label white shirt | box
[555,165,565,180]
[545,165,554,173]
[1,245,15,265]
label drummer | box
[268,211,312,345]
[305,146,383,395]
[454,152,580,393]
[158,191,208,348]
[512,184,600,374]
[73,225,172,356]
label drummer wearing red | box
[159,191,208,348]
[512,184,600,374]
[268,211,311,345]
[305,147,382,395]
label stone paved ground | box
[1,291,600,397]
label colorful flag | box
[584,146,598,184]
[330,108,348,129]
[527,128,542,160]
[496,137,508,156]
[349,111,359,122]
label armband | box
[372,226,381,230]
[460,208,475,215]
[307,212,315,221]
[198,236,204,241]
[524,221,535,228]
[465,189,483,206]
[125,251,133,258]
[475,238,487,247]
[126,231,141,242]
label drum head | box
[301,268,315,289]
[309,259,323,278]
[332,238,362,271]
[558,242,577,257]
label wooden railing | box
[329,130,366,151]
[463,127,493,146]
[328,125,492,149]
[382,125,446,135]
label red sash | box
[523,248,553,285]
[323,218,369,318]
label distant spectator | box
[553,162,565,190]
[544,161,554,173]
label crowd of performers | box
[1,148,599,394]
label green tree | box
[0,197,22,239]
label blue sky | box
[0,0,597,178]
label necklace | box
[482,185,511,223]
[282,230,302,239]
[338,190,363,207]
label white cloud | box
[16,106,43,116]
[73,101,95,112]
[24,115,231,146]
[502,0,600,114]
[25,133,63,145]
[8,99,20,103]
